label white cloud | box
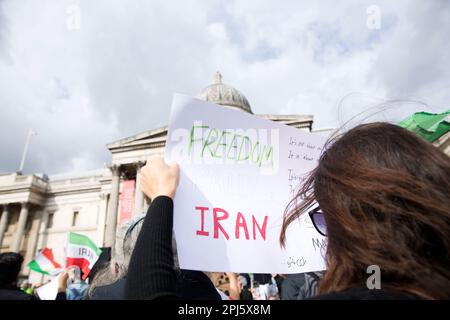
[0,0,449,174]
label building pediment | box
[106,126,168,153]
[259,114,314,130]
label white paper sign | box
[165,94,327,274]
[36,274,60,300]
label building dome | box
[198,72,252,113]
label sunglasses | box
[308,206,327,237]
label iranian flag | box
[28,247,62,275]
[66,232,102,280]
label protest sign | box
[35,274,61,300]
[165,94,328,273]
[119,180,135,222]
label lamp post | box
[18,129,37,174]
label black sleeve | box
[125,196,178,300]
[55,292,67,300]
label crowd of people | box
[0,248,321,300]
[1,122,449,300]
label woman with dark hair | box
[125,123,450,300]
[281,122,450,299]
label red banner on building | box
[119,180,135,222]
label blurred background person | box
[65,266,89,300]
[0,252,33,300]
[252,273,279,300]
[85,214,145,299]
[238,274,253,300]
[281,272,323,300]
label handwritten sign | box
[165,94,327,273]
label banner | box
[119,180,135,222]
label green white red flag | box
[66,232,102,280]
[28,247,62,275]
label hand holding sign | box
[141,158,180,200]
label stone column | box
[27,210,44,255]
[12,202,29,252]
[0,204,10,248]
[34,210,50,284]
[133,161,145,216]
[104,165,121,248]
[97,193,108,247]
[36,210,49,251]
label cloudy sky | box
[0,0,449,175]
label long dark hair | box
[280,122,450,299]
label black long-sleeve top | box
[125,196,178,299]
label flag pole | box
[18,129,36,174]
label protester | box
[281,273,304,300]
[227,272,241,300]
[86,248,111,283]
[205,272,241,300]
[86,212,220,300]
[238,274,253,300]
[123,160,267,300]
[0,252,33,300]
[280,123,450,299]
[124,159,178,299]
[65,266,89,300]
[85,214,146,299]
[56,270,69,300]
[175,270,222,300]
[281,272,323,300]
[206,272,230,299]
[252,273,277,300]
[124,122,450,300]
[273,274,285,298]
